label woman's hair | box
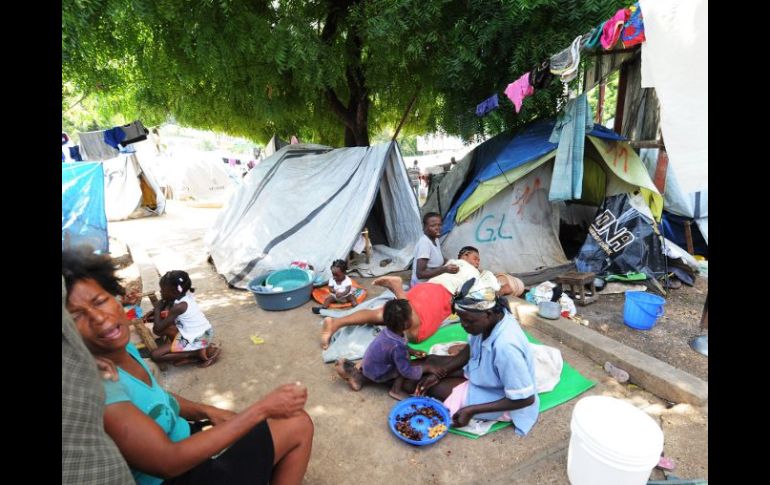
[160,270,194,295]
[331,259,348,272]
[457,246,479,258]
[422,212,441,225]
[62,246,125,298]
[382,299,412,333]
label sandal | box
[198,346,221,368]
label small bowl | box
[538,301,562,320]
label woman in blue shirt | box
[415,282,540,436]
[63,247,314,485]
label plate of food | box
[388,396,451,446]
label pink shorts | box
[443,380,511,422]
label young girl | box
[323,260,357,309]
[150,270,220,367]
[334,299,446,400]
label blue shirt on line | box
[464,312,540,436]
[361,328,423,382]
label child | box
[334,299,446,400]
[150,270,220,367]
[321,259,358,310]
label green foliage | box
[63,0,627,145]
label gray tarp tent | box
[206,142,422,288]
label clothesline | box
[475,2,645,119]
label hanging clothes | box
[475,94,499,117]
[529,60,554,89]
[601,8,630,50]
[120,121,149,145]
[621,3,646,47]
[550,35,583,83]
[69,146,83,162]
[103,127,126,149]
[504,72,534,113]
[78,130,120,160]
[582,26,603,50]
[548,94,594,202]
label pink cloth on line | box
[504,72,534,113]
[600,8,629,49]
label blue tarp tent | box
[62,162,109,253]
[441,119,624,235]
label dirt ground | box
[107,201,707,483]
[573,277,708,381]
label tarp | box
[442,163,569,273]
[441,120,625,234]
[206,142,422,288]
[165,158,237,203]
[640,0,708,194]
[62,162,108,253]
[102,154,166,221]
[575,193,666,277]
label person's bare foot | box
[373,276,402,291]
[388,387,410,401]
[334,358,364,391]
[321,317,337,350]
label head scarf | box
[453,278,504,312]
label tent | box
[263,135,289,159]
[62,162,109,253]
[423,118,664,276]
[102,153,166,221]
[164,157,239,206]
[207,142,422,288]
[640,148,707,256]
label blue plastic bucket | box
[623,291,666,330]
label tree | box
[63,0,626,146]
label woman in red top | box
[320,275,453,350]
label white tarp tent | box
[440,163,569,273]
[102,154,166,221]
[206,142,422,288]
[166,157,238,204]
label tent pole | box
[392,89,420,142]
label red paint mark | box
[607,142,629,173]
[511,178,542,215]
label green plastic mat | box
[605,272,647,282]
[409,324,595,439]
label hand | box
[452,407,475,428]
[444,264,459,274]
[94,357,119,381]
[205,407,237,426]
[408,349,427,360]
[260,383,308,419]
[415,374,440,396]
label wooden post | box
[392,89,420,142]
[614,63,630,135]
[653,148,669,194]
[683,221,695,255]
[595,83,606,123]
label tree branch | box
[325,89,355,128]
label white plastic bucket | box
[568,396,664,485]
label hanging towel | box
[103,127,126,149]
[120,120,149,145]
[475,94,499,117]
[529,60,554,89]
[548,94,594,202]
[582,26,603,50]
[621,3,646,47]
[504,72,534,113]
[601,8,629,49]
[78,130,120,160]
[550,35,583,83]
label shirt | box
[361,328,423,382]
[174,293,212,341]
[104,343,191,485]
[329,275,353,294]
[62,277,134,485]
[464,312,540,436]
[411,234,444,287]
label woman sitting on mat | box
[62,247,314,485]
